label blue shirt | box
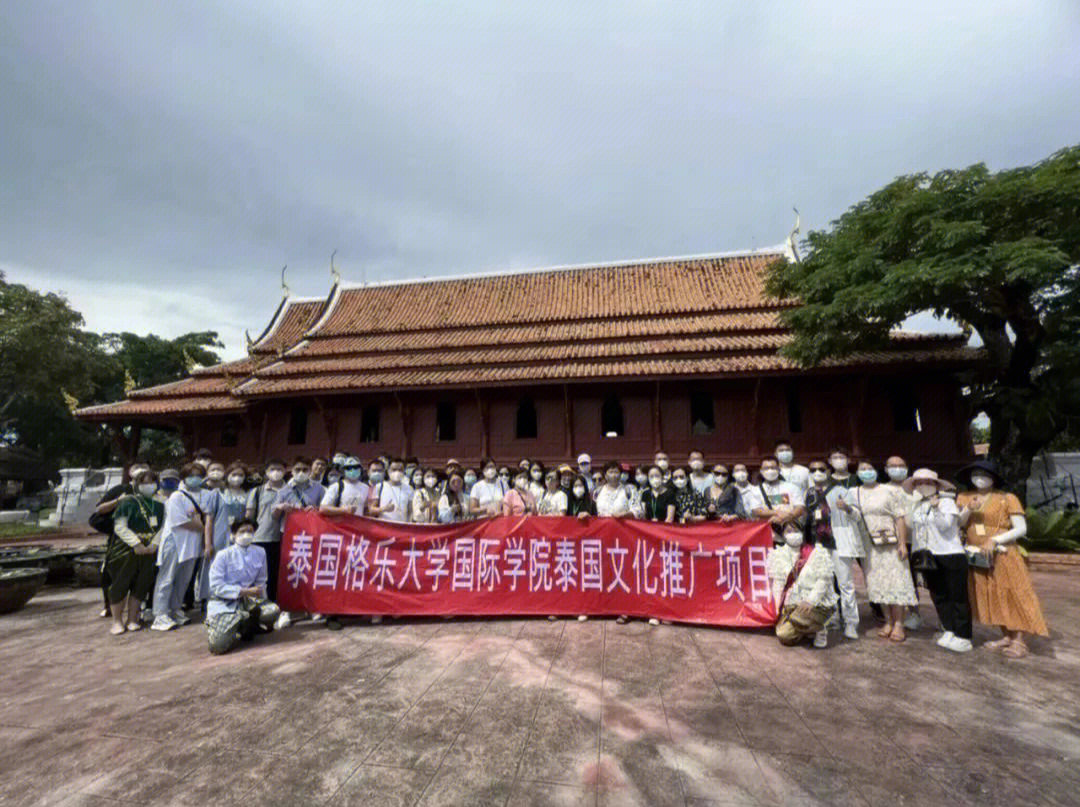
[207,543,268,618]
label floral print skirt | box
[866,544,917,606]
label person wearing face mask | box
[438,472,471,523]
[654,452,671,482]
[156,469,180,503]
[220,463,249,525]
[639,466,675,523]
[576,454,594,492]
[90,458,151,619]
[528,463,546,501]
[837,461,915,642]
[462,468,478,496]
[730,464,756,519]
[956,460,1047,658]
[627,465,649,519]
[413,470,443,523]
[502,471,537,516]
[202,461,226,491]
[595,462,631,517]
[807,461,862,640]
[273,457,326,517]
[246,458,288,624]
[151,462,210,631]
[321,457,371,518]
[567,475,596,520]
[687,451,713,495]
[671,467,708,524]
[205,519,281,655]
[104,470,164,634]
[704,465,739,522]
[827,448,859,489]
[410,468,424,491]
[766,522,838,648]
[470,459,507,517]
[194,462,236,607]
[883,455,922,631]
[536,470,569,515]
[367,460,412,522]
[746,458,806,533]
[774,441,810,494]
[902,469,972,652]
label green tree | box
[766,145,1080,492]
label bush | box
[1021,508,1080,553]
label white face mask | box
[573,486,586,497]
[266,469,284,482]
[776,450,794,465]
[971,474,993,491]
[886,466,908,482]
[463,474,476,485]
[733,470,748,484]
[810,470,828,484]
[648,476,662,489]
[689,460,704,472]
[916,484,938,499]
[761,468,780,482]
[389,470,404,484]
[137,483,157,497]
[830,458,848,472]
[784,531,804,548]
[208,469,225,481]
[227,474,245,487]
[635,474,648,486]
[531,470,542,480]
[234,530,254,548]
[292,471,309,484]
[673,478,687,489]
[656,459,669,470]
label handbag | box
[966,548,994,570]
[910,549,938,573]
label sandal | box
[126,622,142,632]
[983,637,1012,650]
[877,625,894,638]
[1002,642,1028,659]
[109,624,126,636]
[888,627,906,643]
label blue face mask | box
[160,478,180,493]
[857,469,878,484]
[185,476,205,489]
[344,467,362,481]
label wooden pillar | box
[475,389,490,460]
[749,378,763,457]
[848,375,869,458]
[394,392,412,458]
[563,384,574,458]
[258,409,269,461]
[653,380,662,452]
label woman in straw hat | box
[956,460,1048,658]
[903,469,972,652]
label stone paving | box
[1,571,1078,807]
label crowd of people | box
[92,441,1048,658]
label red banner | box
[276,512,777,627]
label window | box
[890,385,922,432]
[287,405,308,445]
[219,417,238,448]
[690,391,715,435]
[516,398,538,439]
[785,382,803,434]
[360,405,380,442]
[436,401,457,441]
[601,395,624,437]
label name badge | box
[814,508,823,521]
[148,516,158,528]
[228,515,235,525]
[974,524,986,537]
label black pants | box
[923,553,972,640]
[256,542,281,601]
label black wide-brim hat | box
[955,459,1004,489]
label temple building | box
[76,245,980,469]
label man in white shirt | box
[151,462,212,631]
[320,456,370,517]
[687,450,714,495]
[730,463,756,518]
[370,459,412,523]
[775,441,810,494]
[654,451,671,483]
[744,458,806,530]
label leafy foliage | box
[1021,508,1080,554]
[766,145,1080,490]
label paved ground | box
[1,571,1078,807]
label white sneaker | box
[648,618,660,626]
[170,611,191,626]
[370,615,382,624]
[844,624,859,640]
[274,612,292,630]
[944,635,973,653]
[576,615,588,622]
[903,612,922,631]
[310,612,325,623]
[149,615,176,631]
[936,631,956,647]
[813,630,829,649]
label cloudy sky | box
[2,1,1078,359]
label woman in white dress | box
[838,461,916,642]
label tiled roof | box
[75,248,982,421]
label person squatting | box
[92,443,1048,659]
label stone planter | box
[0,567,47,614]
[0,547,68,582]
[73,555,105,588]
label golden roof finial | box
[123,368,136,395]
[61,389,80,413]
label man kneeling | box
[206,519,281,655]
[767,523,838,648]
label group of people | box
[92,442,1048,659]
